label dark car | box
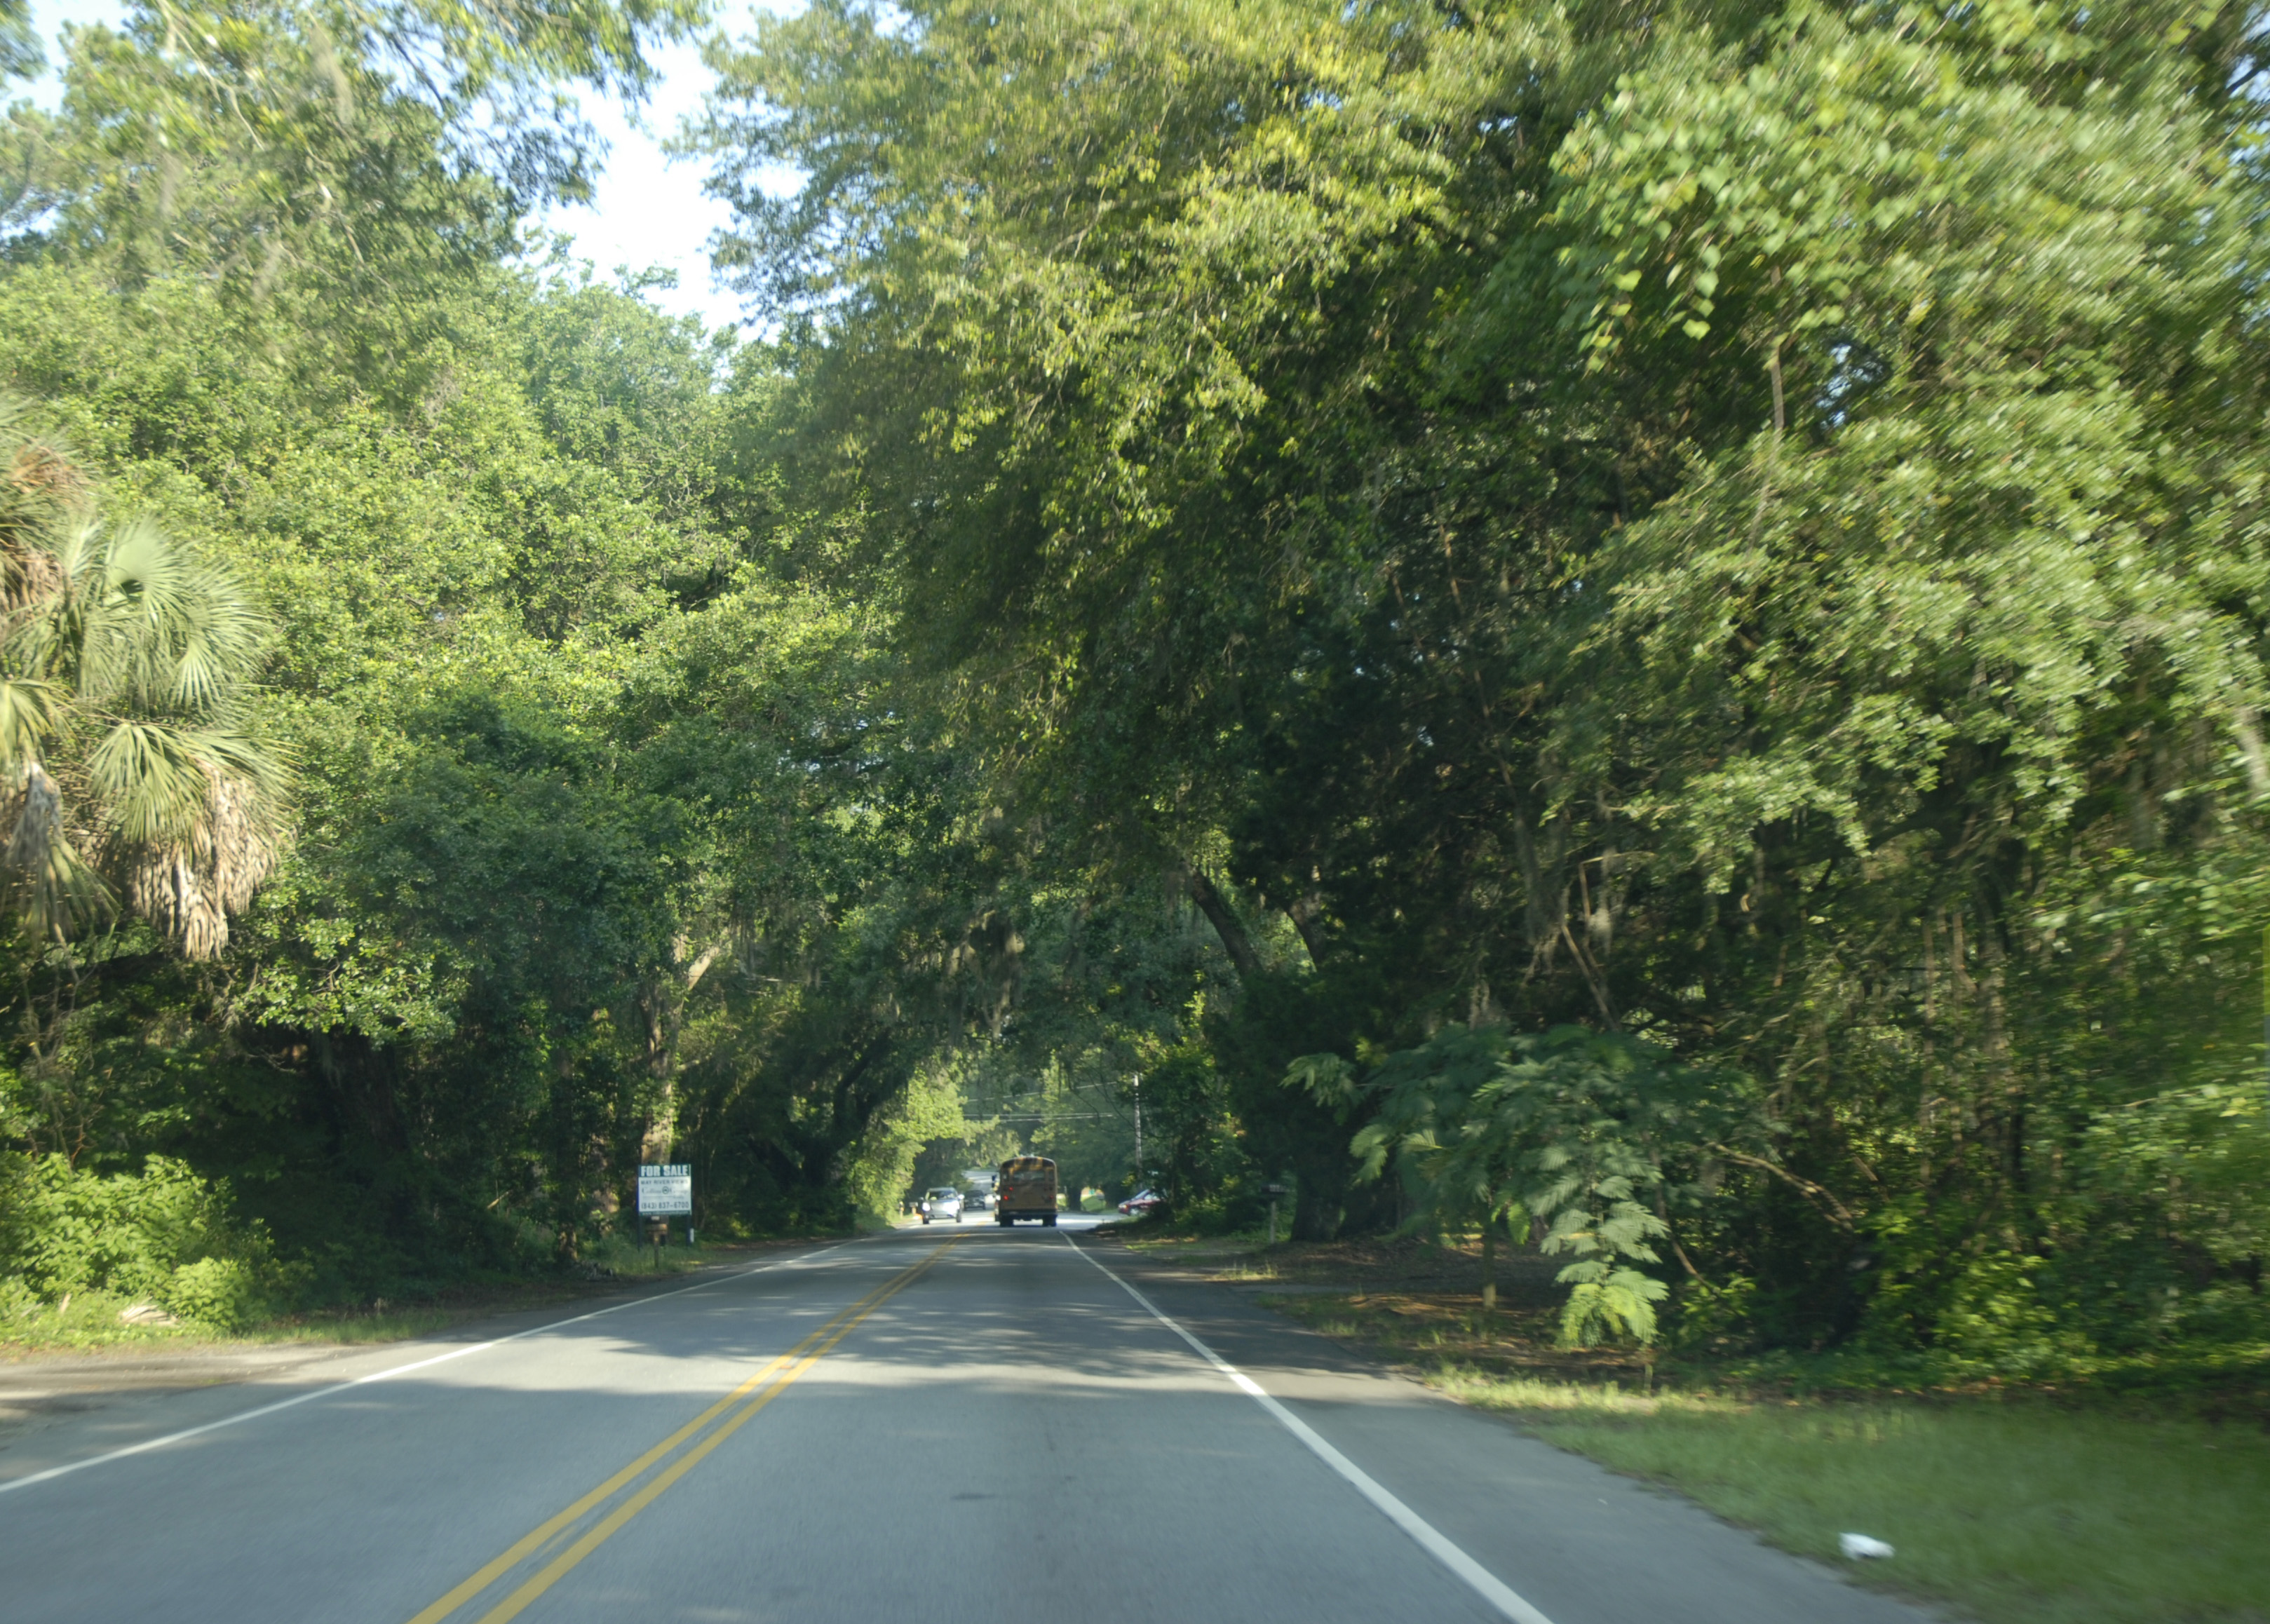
[1117,1190,1162,1216]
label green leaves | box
[0,0,2260,1353]
[87,722,210,847]
[1556,1263,1670,1350]
[1306,1022,1762,1347]
[0,761,109,941]
[694,0,1502,863]
[1541,1179,1670,1348]
[0,0,37,85]
[1285,1050,1359,1111]
[0,679,58,765]
[0,402,285,956]
[25,0,703,395]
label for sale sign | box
[637,1163,693,1215]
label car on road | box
[1117,1189,1162,1216]
[920,1188,964,1223]
[964,1188,991,1212]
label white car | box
[920,1188,964,1224]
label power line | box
[970,1112,1120,1122]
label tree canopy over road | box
[1,0,2265,1374]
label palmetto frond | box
[0,397,285,958]
[0,677,59,768]
[93,517,268,714]
[90,719,214,847]
[0,406,81,616]
[126,761,282,959]
[0,761,116,942]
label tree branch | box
[1710,1146,1857,1231]
[1187,869,1262,980]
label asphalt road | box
[0,1220,1930,1623]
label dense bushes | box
[7,1,2268,1369]
[0,0,1044,1321]
[701,0,2270,1367]
[0,1153,290,1330]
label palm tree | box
[0,398,285,958]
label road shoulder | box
[1076,1230,1943,1624]
[0,1240,852,1489]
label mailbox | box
[1262,1182,1290,1245]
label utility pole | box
[1132,1073,1143,1184]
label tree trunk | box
[1187,869,1262,980]
[1286,893,1327,968]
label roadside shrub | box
[0,1152,285,1325]
[161,1256,266,1330]
[1938,1251,2095,1376]
[1671,1274,1761,1355]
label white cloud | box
[22,0,126,109]
[542,31,747,334]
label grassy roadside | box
[1431,1375,2270,1624]
[1117,1224,2270,1624]
[0,1236,799,1359]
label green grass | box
[1252,1278,2269,1624]
[1433,1373,2270,1624]
[0,1236,722,1357]
[0,1290,506,1355]
[1121,1222,1281,1253]
[0,1288,227,1355]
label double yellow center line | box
[405,1241,958,1624]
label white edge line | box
[1064,1235,1557,1624]
[0,1237,863,1497]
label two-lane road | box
[0,1223,1926,1623]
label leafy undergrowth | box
[1128,1226,1652,1381]
[1144,1231,2270,1624]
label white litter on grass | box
[1840,1533,1896,1561]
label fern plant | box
[1297,1022,1764,1350]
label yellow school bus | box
[994,1156,1058,1227]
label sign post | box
[1264,1182,1289,1247]
[638,1164,694,1270]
